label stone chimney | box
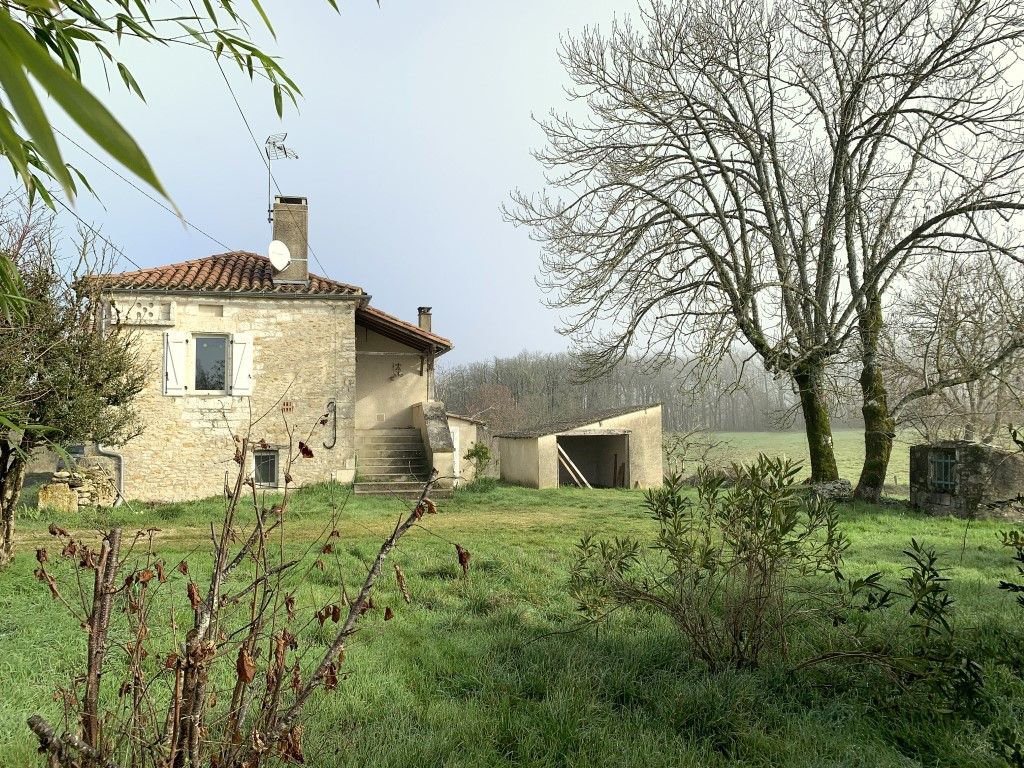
[418,306,432,332]
[271,195,309,283]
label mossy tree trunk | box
[854,292,895,503]
[793,362,840,483]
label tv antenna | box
[265,133,299,223]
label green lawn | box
[702,429,915,495]
[1,483,1022,767]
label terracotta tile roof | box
[356,305,453,352]
[96,252,363,296]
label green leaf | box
[116,62,145,100]
[0,19,76,197]
[0,103,32,185]
[0,9,170,205]
[273,83,282,117]
[249,0,276,38]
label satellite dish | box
[268,240,291,272]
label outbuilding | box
[910,440,1024,520]
[495,404,663,489]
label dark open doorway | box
[556,434,629,488]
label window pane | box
[255,451,277,486]
[195,336,227,391]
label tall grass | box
[1,483,1021,766]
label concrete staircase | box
[353,428,450,499]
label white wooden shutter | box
[230,332,254,396]
[163,331,188,396]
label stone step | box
[353,481,452,500]
[358,448,425,460]
[356,473,428,483]
[359,462,430,473]
[356,443,426,453]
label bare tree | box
[881,253,1024,444]
[508,0,1024,484]
[0,200,144,566]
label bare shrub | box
[26,415,464,767]
[570,458,846,669]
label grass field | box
[701,428,915,495]
[2,480,1023,767]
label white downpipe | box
[95,443,124,507]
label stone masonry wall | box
[109,292,358,502]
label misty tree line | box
[436,351,862,434]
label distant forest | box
[437,351,861,434]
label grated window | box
[929,451,956,493]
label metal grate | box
[929,451,956,493]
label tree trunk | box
[0,437,32,567]
[793,363,840,482]
[854,293,895,503]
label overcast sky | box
[37,0,637,364]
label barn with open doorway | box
[495,404,663,489]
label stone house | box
[909,440,1024,520]
[94,196,466,502]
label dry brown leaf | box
[280,724,305,764]
[237,647,256,684]
[187,581,201,610]
[456,544,471,578]
[394,563,412,604]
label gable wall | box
[108,292,357,501]
[354,325,431,429]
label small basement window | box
[254,450,279,487]
[929,450,956,494]
[194,335,228,392]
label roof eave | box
[103,287,366,301]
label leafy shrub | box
[463,441,494,477]
[570,457,847,669]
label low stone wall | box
[38,461,118,513]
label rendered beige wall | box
[412,402,454,487]
[591,406,664,488]
[497,437,540,487]
[109,293,357,502]
[354,325,430,429]
[446,416,480,484]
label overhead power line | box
[53,197,145,272]
[54,128,232,252]
[186,0,330,278]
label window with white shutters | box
[163,331,188,396]
[230,332,254,396]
